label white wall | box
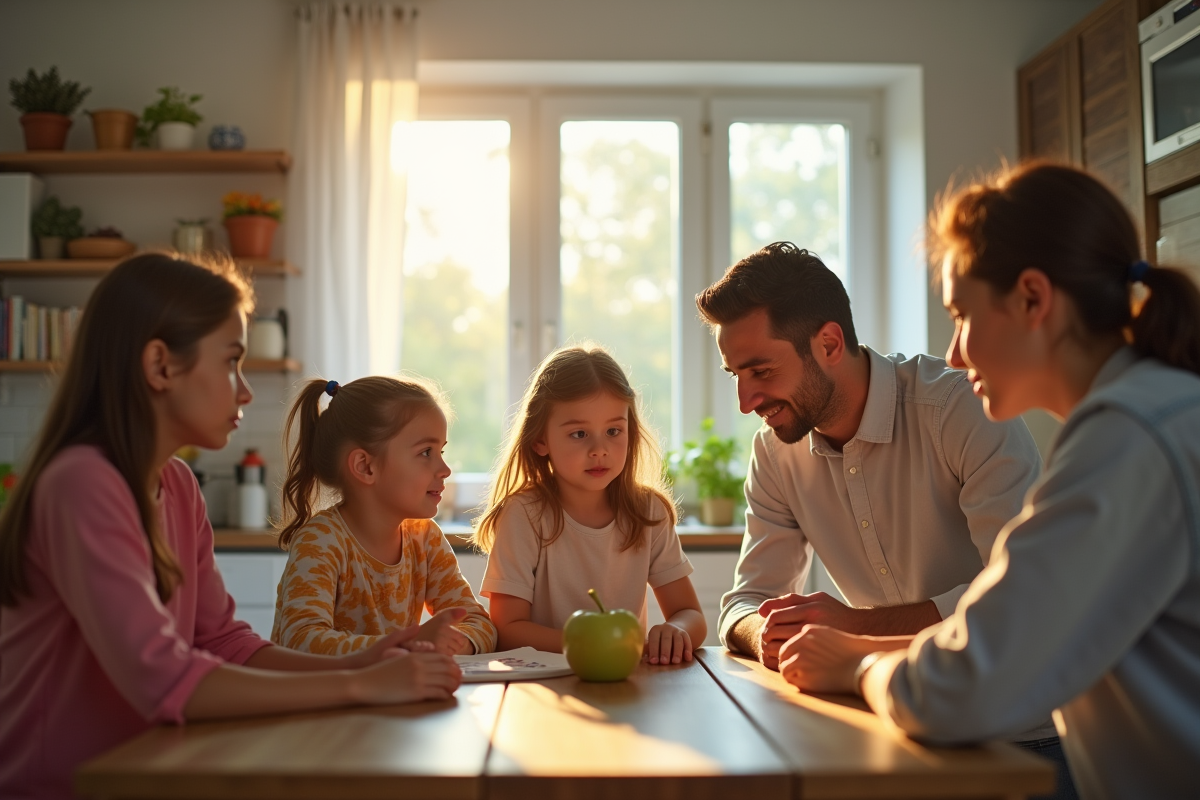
[0,0,1100,475]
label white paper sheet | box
[454,647,574,683]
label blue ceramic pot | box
[208,125,246,151]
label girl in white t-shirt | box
[473,344,706,664]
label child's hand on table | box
[644,622,693,665]
[414,607,474,655]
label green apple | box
[562,588,643,682]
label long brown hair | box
[931,161,1200,375]
[277,375,449,548]
[472,344,676,554]
[0,253,254,607]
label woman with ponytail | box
[271,376,495,658]
[0,254,461,800]
[776,163,1200,799]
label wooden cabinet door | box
[1019,39,1081,164]
[1078,0,1146,224]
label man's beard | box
[764,363,839,445]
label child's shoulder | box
[288,508,354,552]
[499,489,548,526]
[400,517,446,546]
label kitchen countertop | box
[213,523,745,552]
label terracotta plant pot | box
[699,497,736,527]
[224,215,278,258]
[20,112,72,151]
[88,109,137,150]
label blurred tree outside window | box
[728,122,847,452]
[559,120,679,445]
[400,120,511,473]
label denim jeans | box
[1016,736,1080,800]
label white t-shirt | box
[480,492,694,630]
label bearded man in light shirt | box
[698,242,1077,799]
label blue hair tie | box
[324,380,339,398]
[1128,260,1152,283]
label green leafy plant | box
[666,418,743,501]
[135,87,203,146]
[30,196,83,239]
[8,66,91,115]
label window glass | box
[728,122,847,449]
[559,120,679,442]
[401,120,510,472]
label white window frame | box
[413,80,901,454]
[536,95,705,447]
[707,97,882,438]
[413,93,534,407]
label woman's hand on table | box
[779,625,909,694]
[340,624,437,671]
[644,622,693,665]
[351,649,463,704]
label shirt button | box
[861,520,869,528]
[849,467,858,474]
[880,567,888,575]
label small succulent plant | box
[9,66,91,116]
[30,196,84,239]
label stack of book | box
[1,296,83,362]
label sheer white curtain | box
[290,3,417,381]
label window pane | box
[560,120,679,442]
[728,122,847,449]
[401,120,510,472]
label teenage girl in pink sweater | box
[0,253,461,799]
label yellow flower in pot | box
[221,191,283,259]
[666,417,744,527]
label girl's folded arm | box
[488,593,564,653]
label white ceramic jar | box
[157,122,195,150]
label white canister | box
[237,483,269,530]
[248,318,286,359]
[157,122,195,150]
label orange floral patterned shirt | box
[271,509,496,655]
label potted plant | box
[667,417,744,527]
[136,86,203,150]
[8,66,91,151]
[30,196,83,259]
[222,192,282,258]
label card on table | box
[454,646,574,683]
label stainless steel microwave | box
[1141,0,1200,163]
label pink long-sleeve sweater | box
[0,445,271,799]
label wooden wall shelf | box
[0,358,301,374]
[0,258,299,278]
[0,150,292,175]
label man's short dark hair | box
[695,241,859,358]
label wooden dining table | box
[76,648,1055,800]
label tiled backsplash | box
[0,370,296,527]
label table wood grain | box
[697,649,1056,800]
[76,649,1056,800]
[75,683,504,800]
[486,659,791,800]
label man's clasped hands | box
[757,592,910,694]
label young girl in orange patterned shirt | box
[272,376,496,656]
